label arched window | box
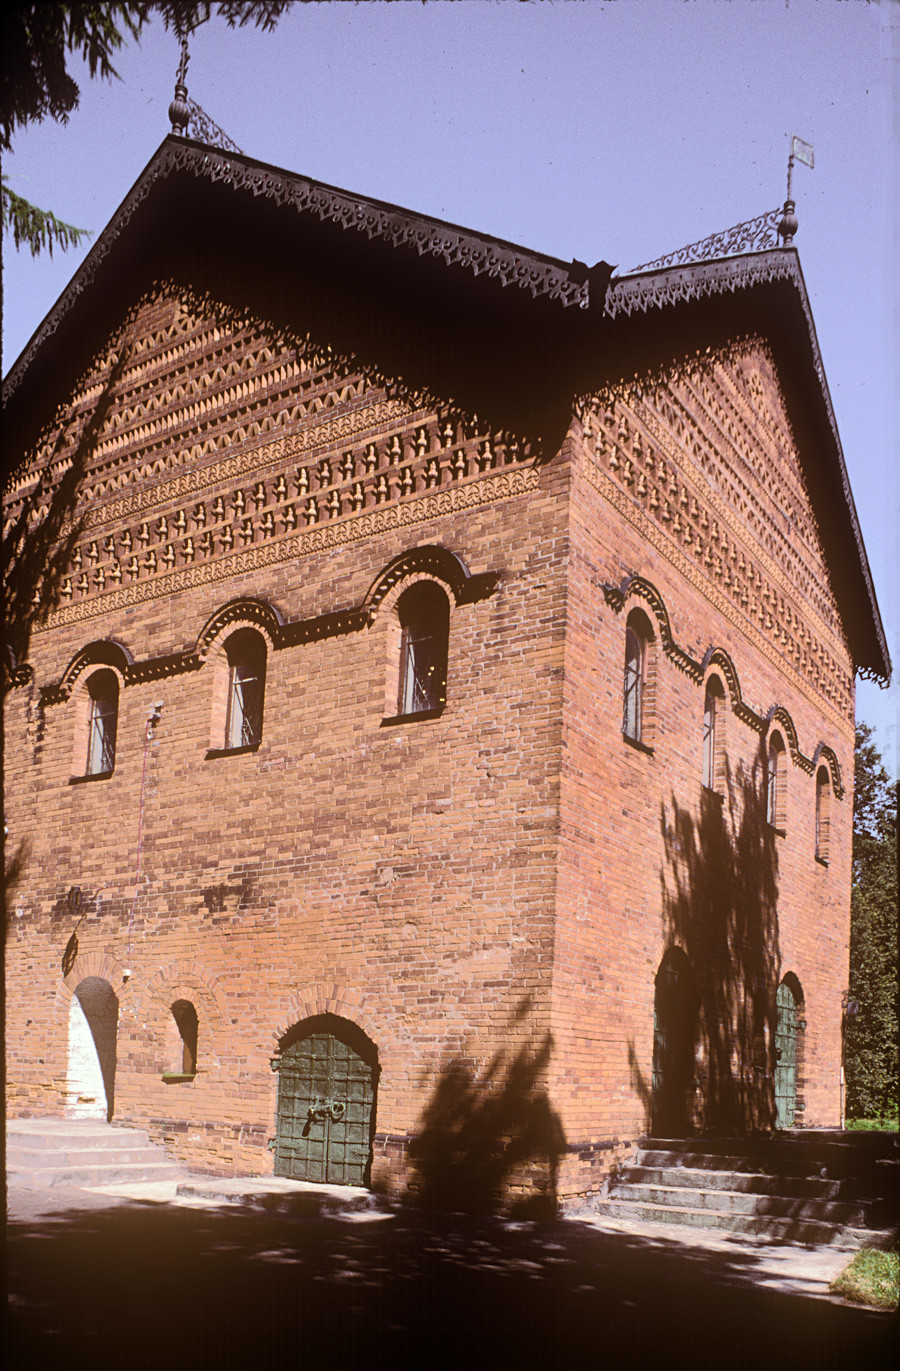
[225,629,266,748]
[815,766,831,863]
[396,582,449,716]
[702,677,724,792]
[623,624,645,742]
[172,1000,198,1076]
[767,733,786,830]
[85,670,118,775]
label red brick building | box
[4,134,890,1208]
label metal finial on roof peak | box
[778,135,814,245]
[168,31,192,135]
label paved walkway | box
[9,1171,894,1371]
[67,1170,860,1304]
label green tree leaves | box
[845,723,898,1122]
[1,2,290,256]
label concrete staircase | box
[592,1131,899,1248]
[6,1117,185,1189]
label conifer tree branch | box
[2,177,91,258]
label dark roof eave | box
[3,134,599,401]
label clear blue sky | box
[3,0,897,773]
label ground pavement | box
[7,1169,897,1370]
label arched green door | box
[774,981,797,1128]
[274,1024,376,1186]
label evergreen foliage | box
[1,2,289,255]
[845,723,898,1120]
[1,176,91,257]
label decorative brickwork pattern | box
[4,183,872,1200]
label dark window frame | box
[224,629,266,750]
[395,582,450,719]
[85,670,119,776]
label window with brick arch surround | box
[815,766,831,863]
[85,670,118,775]
[767,732,787,832]
[223,628,266,749]
[396,582,449,716]
[702,677,725,793]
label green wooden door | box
[274,1030,375,1185]
[774,982,797,1129]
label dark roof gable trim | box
[4,136,592,402]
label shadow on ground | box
[7,1190,895,1371]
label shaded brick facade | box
[4,138,888,1208]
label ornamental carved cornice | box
[606,251,800,322]
[604,572,843,796]
[38,544,499,708]
[580,383,854,724]
[4,137,591,405]
[33,465,537,634]
[606,251,889,682]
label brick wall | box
[4,294,856,1205]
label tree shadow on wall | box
[637,755,782,1138]
[408,1000,566,1218]
[3,348,130,696]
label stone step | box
[609,1182,865,1224]
[592,1197,867,1248]
[641,1134,899,1180]
[175,1176,392,1221]
[7,1143,176,1170]
[7,1119,153,1150]
[6,1117,182,1189]
[636,1149,823,1179]
[618,1165,854,1200]
[9,1160,184,1189]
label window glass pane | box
[816,771,829,858]
[401,626,438,713]
[623,628,642,740]
[396,583,449,715]
[86,676,117,774]
[767,747,778,825]
[702,691,716,788]
[225,633,265,747]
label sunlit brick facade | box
[4,136,889,1207]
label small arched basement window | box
[702,677,724,792]
[225,628,266,748]
[815,766,831,863]
[396,582,449,716]
[85,670,119,775]
[163,1000,198,1082]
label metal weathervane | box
[777,135,815,246]
[630,134,814,273]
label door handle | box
[308,1097,345,1124]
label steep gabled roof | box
[606,252,890,683]
[3,136,889,682]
